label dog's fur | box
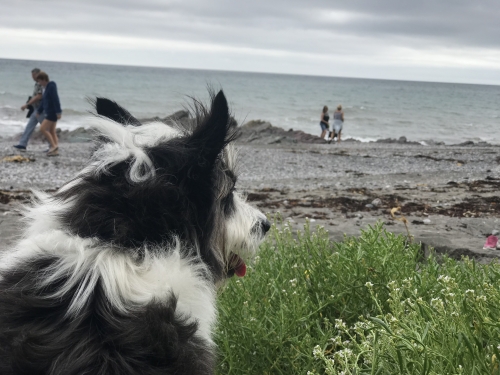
[0,90,270,374]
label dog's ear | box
[95,97,141,126]
[186,90,235,168]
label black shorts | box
[46,113,58,122]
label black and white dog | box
[0,90,270,374]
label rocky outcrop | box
[237,120,326,145]
[375,136,421,145]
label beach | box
[1,123,499,263]
[3,58,500,146]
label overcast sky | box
[2,0,500,84]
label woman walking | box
[331,104,344,143]
[319,105,329,139]
[36,71,62,156]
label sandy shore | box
[1,133,500,263]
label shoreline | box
[1,125,500,262]
[1,117,499,147]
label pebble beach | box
[1,124,500,263]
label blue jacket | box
[37,81,62,118]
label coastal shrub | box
[215,220,500,375]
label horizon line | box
[1,56,499,88]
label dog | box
[0,90,270,374]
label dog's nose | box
[261,219,271,234]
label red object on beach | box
[483,235,498,250]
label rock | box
[375,137,420,145]
[241,120,273,133]
[139,110,190,125]
[268,136,285,144]
[59,127,93,143]
[423,219,431,225]
[454,141,475,146]
[365,204,374,209]
[165,110,190,122]
[422,139,445,146]
[238,120,326,145]
[371,198,382,207]
[492,230,499,236]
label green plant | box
[215,219,500,375]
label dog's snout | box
[261,219,271,234]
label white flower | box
[312,345,323,359]
[335,319,347,330]
[365,281,374,288]
[430,297,444,309]
[330,335,342,345]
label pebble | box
[1,138,499,194]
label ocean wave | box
[348,136,379,143]
[0,119,26,127]
[0,104,17,110]
[60,109,89,116]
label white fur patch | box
[21,190,72,237]
[1,230,217,343]
[224,192,267,261]
[87,117,182,183]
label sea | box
[1,58,499,145]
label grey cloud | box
[4,0,499,46]
[2,0,500,67]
